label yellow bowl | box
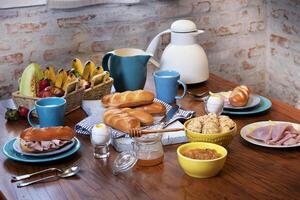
[177,142,227,178]
[184,119,237,147]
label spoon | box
[17,166,80,188]
[187,91,208,98]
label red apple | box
[37,86,53,98]
[38,79,50,91]
[18,106,29,118]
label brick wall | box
[1,0,297,108]
[266,0,300,107]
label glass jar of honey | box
[133,133,164,167]
[112,133,164,175]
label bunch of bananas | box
[71,58,110,89]
[44,66,77,91]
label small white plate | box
[224,94,261,110]
[240,121,300,148]
[13,138,76,157]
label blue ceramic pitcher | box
[102,48,152,92]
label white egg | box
[91,123,110,145]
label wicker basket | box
[12,80,84,115]
[83,72,113,100]
[184,119,237,147]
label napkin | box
[75,99,195,138]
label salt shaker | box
[90,123,111,159]
[204,96,224,115]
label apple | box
[38,79,50,91]
[18,106,29,118]
[37,86,52,98]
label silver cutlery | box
[187,91,208,98]
[11,167,63,182]
[152,104,179,128]
[17,166,80,188]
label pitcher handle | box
[175,80,187,100]
[102,52,113,72]
[27,106,40,128]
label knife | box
[158,104,179,125]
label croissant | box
[229,85,250,107]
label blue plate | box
[222,96,272,115]
[2,137,80,163]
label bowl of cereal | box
[184,113,237,146]
[177,142,227,178]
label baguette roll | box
[103,108,141,133]
[134,102,166,116]
[102,90,155,108]
[20,126,75,141]
[121,108,154,126]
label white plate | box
[240,121,300,148]
[13,138,76,157]
[224,95,261,110]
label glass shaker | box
[112,133,164,175]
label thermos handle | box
[102,52,113,72]
[27,106,40,128]
[175,80,187,100]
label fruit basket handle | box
[64,80,78,96]
[90,72,106,88]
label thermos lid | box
[171,20,197,33]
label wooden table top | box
[1,73,300,200]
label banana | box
[62,73,77,91]
[71,58,83,76]
[44,65,56,83]
[54,69,67,88]
[92,66,104,77]
[103,71,110,82]
[82,60,95,81]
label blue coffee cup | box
[27,97,66,128]
[153,70,187,104]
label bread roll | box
[102,90,155,108]
[229,85,250,107]
[104,108,141,133]
[20,126,75,142]
[134,102,166,116]
[121,108,154,126]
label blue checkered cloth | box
[75,99,195,138]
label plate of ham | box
[13,138,76,157]
[240,121,300,148]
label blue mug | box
[27,97,66,128]
[153,70,187,104]
[102,48,152,92]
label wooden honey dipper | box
[128,127,184,137]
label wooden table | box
[1,74,300,200]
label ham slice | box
[247,123,300,146]
[246,125,273,142]
[22,140,70,152]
